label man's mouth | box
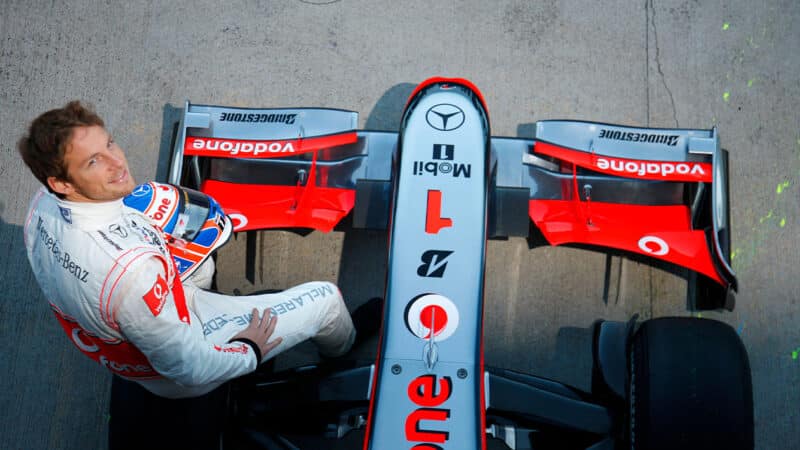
[111,170,129,184]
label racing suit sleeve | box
[114,256,257,388]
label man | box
[19,100,380,399]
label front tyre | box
[628,317,753,450]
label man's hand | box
[230,308,282,361]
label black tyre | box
[108,376,230,450]
[629,317,753,450]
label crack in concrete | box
[648,0,679,127]
[645,0,650,126]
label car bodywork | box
[166,77,738,449]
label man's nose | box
[107,150,125,168]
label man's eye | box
[88,158,97,166]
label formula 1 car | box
[109,78,752,450]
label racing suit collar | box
[54,192,126,230]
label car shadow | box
[330,82,417,359]
[155,103,184,183]
[335,83,416,305]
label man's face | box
[48,125,137,202]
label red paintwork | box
[407,77,490,121]
[426,190,453,234]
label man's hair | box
[17,100,105,192]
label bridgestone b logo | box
[417,250,453,278]
[599,129,679,147]
[219,112,297,124]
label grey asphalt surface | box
[1,1,798,449]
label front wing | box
[167,100,736,310]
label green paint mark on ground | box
[793,350,799,360]
[747,78,756,87]
[723,92,730,102]
[723,22,730,30]
[732,139,798,272]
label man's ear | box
[47,176,74,196]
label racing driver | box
[18,100,377,399]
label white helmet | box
[124,182,233,279]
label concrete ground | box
[1,1,797,449]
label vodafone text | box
[405,374,452,449]
[99,355,154,375]
[152,197,172,221]
[190,138,296,156]
[596,158,706,178]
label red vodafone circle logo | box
[638,235,669,256]
[405,294,459,341]
[228,213,249,231]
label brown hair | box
[17,100,105,193]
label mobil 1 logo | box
[412,144,471,178]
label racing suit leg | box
[189,281,356,361]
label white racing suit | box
[24,188,355,398]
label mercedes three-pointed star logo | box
[131,183,151,197]
[109,223,128,238]
[425,104,465,131]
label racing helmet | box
[123,182,233,279]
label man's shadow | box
[0,201,113,450]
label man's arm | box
[113,256,273,387]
